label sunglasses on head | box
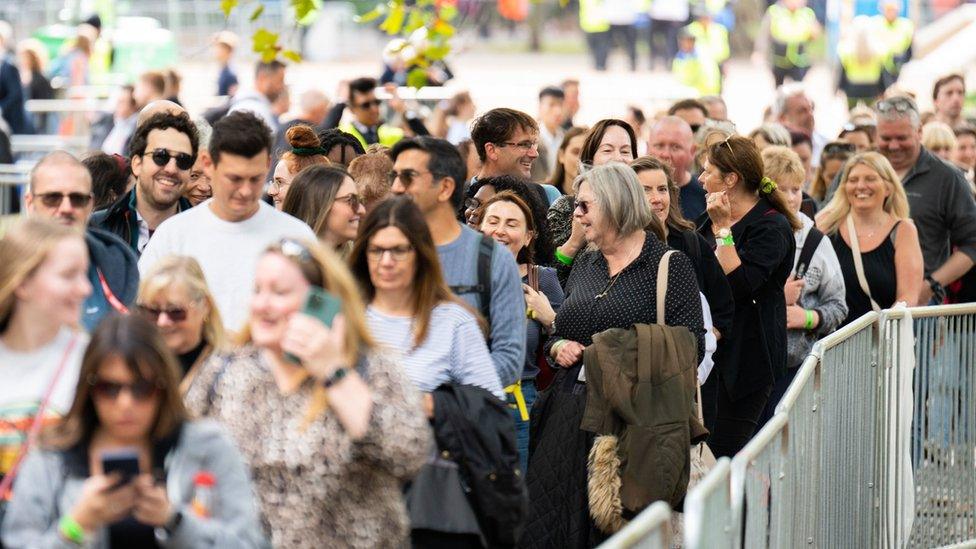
[89,377,160,401]
[137,304,189,323]
[144,148,195,171]
[35,192,93,208]
[823,142,856,156]
[876,97,917,115]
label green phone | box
[284,286,343,365]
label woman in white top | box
[0,218,91,487]
[350,195,503,400]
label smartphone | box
[101,448,141,487]
[284,286,343,365]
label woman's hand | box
[132,474,171,528]
[785,305,818,330]
[282,313,349,382]
[70,474,137,532]
[555,340,586,367]
[706,191,732,230]
[784,278,805,306]
[523,284,556,328]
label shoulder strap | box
[846,215,882,312]
[794,227,824,279]
[527,264,539,292]
[447,234,495,322]
[656,251,675,326]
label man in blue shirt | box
[648,115,706,222]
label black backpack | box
[448,234,495,323]
[432,384,528,548]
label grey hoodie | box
[1,420,269,549]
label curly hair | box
[468,175,553,265]
[128,111,200,160]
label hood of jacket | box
[85,226,139,305]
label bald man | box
[25,151,139,330]
[274,89,329,152]
[648,116,706,221]
[136,99,186,126]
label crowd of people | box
[0,9,975,549]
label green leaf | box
[353,6,384,23]
[249,4,264,21]
[404,9,427,33]
[438,4,458,21]
[220,0,238,18]
[379,4,405,35]
[291,0,318,21]
[252,28,280,62]
[282,49,303,62]
[406,67,428,88]
[432,20,455,37]
[425,44,450,60]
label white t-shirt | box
[139,200,316,332]
[0,329,87,477]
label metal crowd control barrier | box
[599,501,673,549]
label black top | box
[178,340,208,378]
[699,197,795,399]
[679,174,707,222]
[667,228,735,338]
[831,222,900,326]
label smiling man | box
[139,111,315,330]
[91,112,197,255]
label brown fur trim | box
[588,434,627,534]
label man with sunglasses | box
[324,77,429,149]
[25,151,139,331]
[91,111,197,256]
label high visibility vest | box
[839,48,884,85]
[873,16,913,72]
[672,51,721,96]
[768,4,817,69]
[339,123,404,149]
[579,0,610,34]
[686,21,730,64]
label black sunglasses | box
[89,378,160,401]
[575,199,592,215]
[144,148,195,171]
[35,192,93,208]
[137,304,189,323]
[823,142,856,156]
[355,99,381,109]
[388,169,435,187]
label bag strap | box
[794,226,824,280]
[656,251,675,325]
[0,334,78,500]
[696,382,705,425]
[97,268,129,314]
[846,215,882,312]
[448,234,495,323]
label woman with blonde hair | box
[137,256,225,390]
[185,237,430,548]
[0,218,91,499]
[922,121,957,162]
[816,152,923,325]
[269,124,331,210]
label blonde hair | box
[0,218,84,332]
[816,152,911,234]
[137,256,226,351]
[922,121,957,152]
[760,146,806,188]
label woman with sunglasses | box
[2,314,266,548]
[282,165,366,256]
[185,237,430,548]
[0,219,91,502]
[268,124,330,210]
[697,135,801,459]
[137,256,225,391]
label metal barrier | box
[599,501,674,549]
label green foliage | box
[249,4,264,21]
[221,0,238,18]
[251,28,280,62]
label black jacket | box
[82,227,139,331]
[699,197,795,399]
[89,188,193,255]
[667,228,735,339]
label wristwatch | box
[925,274,946,302]
[714,228,734,247]
[155,509,183,542]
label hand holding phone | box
[101,448,141,487]
[283,286,343,365]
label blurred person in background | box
[932,73,966,129]
[275,89,329,153]
[82,152,128,211]
[317,128,366,167]
[873,0,913,85]
[922,121,957,162]
[537,86,566,175]
[213,31,239,97]
[755,0,821,87]
[428,91,476,145]
[184,117,214,206]
[701,95,728,121]
[838,122,875,152]
[774,84,826,165]
[186,237,430,547]
[749,122,792,150]
[560,79,580,129]
[456,138,482,183]
[952,125,976,184]
[837,17,887,109]
[648,0,689,70]
[228,60,287,133]
[137,256,225,390]
[0,22,34,135]
[93,85,138,156]
[789,130,815,188]
[546,126,588,196]
[16,39,53,133]
[269,125,330,210]
[668,98,708,135]
[2,314,266,548]
[348,152,393,214]
[48,23,95,88]
[163,68,182,106]
[133,71,166,113]
[622,105,647,156]
[324,77,429,148]
[282,165,366,255]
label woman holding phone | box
[186,237,430,548]
[2,314,266,548]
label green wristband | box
[554,249,574,266]
[59,515,85,545]
[804,309,815,331]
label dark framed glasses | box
[334,193,366,209]
[145,148,195,171]
[35,192,93,208]
[355,99,382,109]
[388,169,434,187]
[464,197,481,211]
[89,378,160,401]
[137,304,189,323]
[823,142,856,156]
[574,199,593,215]
[366,245,414,262]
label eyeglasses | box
[354,99,382,109]
[876,97,918,115]
[34,192,93,208]
[89,377,160,401]
[388,169,435,187]
[137,304,190,323]
[464,197,481,211]
[689,124,702,134]
[334,193,366,210]
[497,140,539,152]
[144,148,195,171]
[574,199,593,215]
[366,245,414,262]
[823,142,856,156]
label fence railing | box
[599,304,976,548]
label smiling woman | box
[281,165,364,254]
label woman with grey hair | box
[749,122,792,150]
[184,117,214,205]
[521,162,705,547]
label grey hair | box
[749,122,792,146]
[192,117,213,150]
[772,83,807,119]
[573,162,652,236]
[28,150,90,194]
[299,89,328,114]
